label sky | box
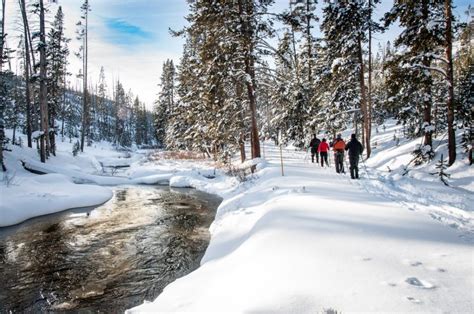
[3,0,472,109]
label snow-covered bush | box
[412,144,434,165]
[72,140,80,156]
[431,154,450,186]
[2,171,18,187]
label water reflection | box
[0,185,221,312]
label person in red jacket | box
[318,138,330,167]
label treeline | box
[153,0,472,166]
[0,0,154,171]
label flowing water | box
[0,185,221,312]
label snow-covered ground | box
[0,131,237,227]
[128,123,473,313]
[1,123,473,312]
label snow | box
[0,131,235,227]
[128,126,473,313]
[2,123,473,312]
[31,130,44,139]
[0,173,112,227]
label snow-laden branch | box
[410,63,447,78]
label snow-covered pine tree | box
[169,0,273,162]
[47,6,69,156]
[18,0,34,148]
[431,154,450,185]
[0,0,7,171]
[270,0,318,148]
[384,0,446,159]
[268,30,307,147]
[454,17,473,161]
[114,80,126,147]
[282,0,320,147]
[37,0,49,162]
[320,0,371,141]
[4,68,25,146]
[132,96,148,147]
[76,0,90,152]
[154,59,175,148]
[170,35,205,152]
[95,67,109,141]
[444,0,456,165]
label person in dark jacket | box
[309,134,321,163]
[345,133,364,179]
[318,138,330,167]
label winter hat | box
[351,133,356,140]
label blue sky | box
[103,18,154,46]
[4,0,472,108]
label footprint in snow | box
[381,281,397,287]
[405,277,436,289]
[405,296,422,304]
[427,266,447,273]
[402,259,423,267]
[354,256,372,262]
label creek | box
[0,185,221,312]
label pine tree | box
[154,59,175,148]
[114,80,129,148]
[170,0,274,162]
[38,0,49,163]
[169,36,203,152]
[96,67,109,140]
[384,0,446,158]
[19,0,33,148]
[444,0,456,165]
[320,0,371,140]
[454,13,473,162]
[47,6,70,156]
[76,0,90,152]
[0,0,7,171]
[431,154,450,186]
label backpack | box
[333,139,345,151]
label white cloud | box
[4,0,186,109]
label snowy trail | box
[129,145,473,313]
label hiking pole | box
[278,130,284,176]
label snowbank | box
[0,173,112,227]
[1,130,233,227]
[129,142,473,313]
[363,119,474,232]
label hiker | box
[309,134,321,163]
[345,133,364,179]
[333,134,346,174]
[318,138,330,167]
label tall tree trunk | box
[81,3,89,152]
[20,0,33,148]
[422,0,432,149]
[236,83,246,163]
[445,0,456,165]
[0,0,6,171]
[357,35,370,158]
[367,0,373,158]
[39,0,49,163]
[0,0,4,69]
[238,0,260,159]
[306,0,313,87]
